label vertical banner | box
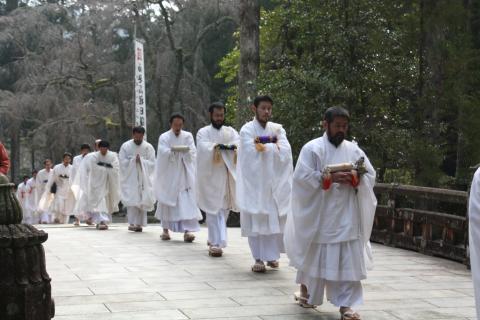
[134,39,147,139]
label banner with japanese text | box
[134,39,147,139]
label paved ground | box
[39,223,476,320]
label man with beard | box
[41,153,76,224]
[236,95,293,273]
[154,113,201,242]
[197,102,239,257]
[73,140,120,230]
[72,143,92,226]
[37,159,54,223]
[119,126,156,232]
[284,107,377,320]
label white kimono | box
[154,130,201,232]
[72,154,88,181]
[236,119,293,261]
[40,164,76,223]
[196,125,239,247]
[25,177,40,223]
[119,139,156,226]
[36,168,53,223]
[284,133,377,307]
[469,168,480,320]
[17,182,32,224]
[72,151,120,224]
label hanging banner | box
[134,39,147,139]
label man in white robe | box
[119,126,156,232]
[17,175,32,224]
[73,140,120,230]
[197,102,239,257]
[37,159,53,224]
[72,143,92,226]
[284,107,377,320]
[25,170,40,224]
[469,167,480,320]
[41,153,76,224]
[237,95,293,273]
[154,113,201,242]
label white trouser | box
[248,234,284,262]
[296,271,363,307]
[127,206,147,226]
[206,210,229,248]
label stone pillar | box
[0,174,54,319]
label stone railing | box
[372,183,469,265]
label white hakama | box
[196,125,239,248]
[469,168,480,320]
[237,119,293,262]
[206,210,229,248]
[284,133,377,307]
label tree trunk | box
[6,0,18,13]
[115,85,129,142]
[236,0,260,129]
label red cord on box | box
[322,175,332,190]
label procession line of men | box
[15,96,377,320]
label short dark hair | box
[80,143,91,151]
[208,102,226,114]
[43,159,52,165]
[32,169,38,174]
[169,112,185,124]
[98,140,110,148]
[253,95,274,107]
[132,126,146,134]
[63,152,73,159]
[22,175,29,180]
[324,106,350,123]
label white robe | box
[469,168,480,320]
[36,168,53,222]
[72,154,88,182]
[284,133,377,306]
[40,164,76,221]
[196,125,239,215]
[25,177,40,222]
[72,151,120,216]
[236,119,293,236]
[17,182,31,223]
[119,139,156,211]
[154,130,201,227]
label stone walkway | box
[39,224,476,320]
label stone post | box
[0,173,55,319]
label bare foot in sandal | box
[251,260,266,273]
[294,284,316,308]
[267,260,279,268]
[340,307,361,320]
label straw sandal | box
[293,292,316,308]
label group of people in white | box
[16,96,378,320]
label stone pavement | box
[39,224,476,320]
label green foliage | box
[218,0,480,189]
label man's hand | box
[331,171,353,185]
[136,154,141,163]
